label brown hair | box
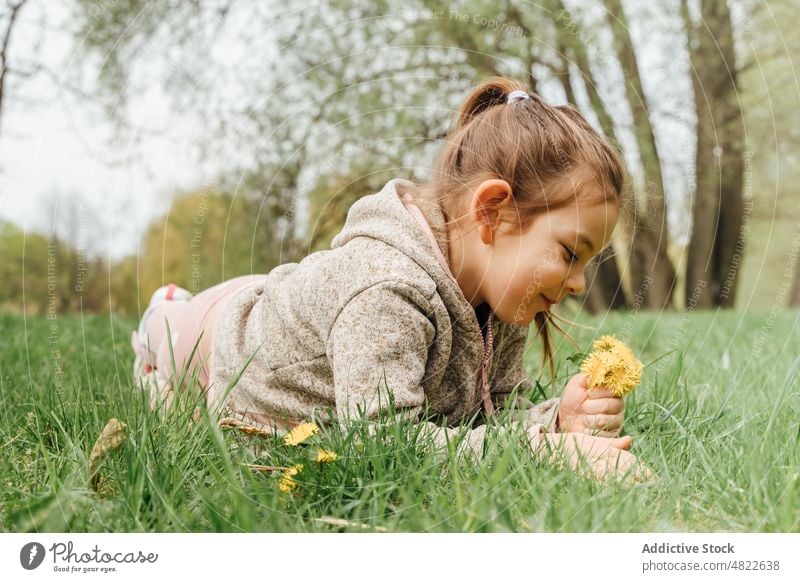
[418,75,628,383]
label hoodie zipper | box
[480,310,495,417]
[401,194,497,419]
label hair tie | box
[506,90,530,104]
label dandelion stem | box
[242,463,290,472]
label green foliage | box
[305,168,396,253]
[0,220,109,314]
[0,184,287,318]
[137,188,279,298]
[565,351,588,369]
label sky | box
[0,1,215,260]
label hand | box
[557,373,625,437]
[527,430,654,485]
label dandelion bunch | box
[283,422,320,446]
[278,464,303,493]
[579,335,644,397]
[316,449,339,463]
[271,422,339,495]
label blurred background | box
[1,0,798,319]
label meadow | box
[1,307,798,532]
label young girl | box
[131,76,651,483]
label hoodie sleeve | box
[327,280,495,465]
[490,322,561,433]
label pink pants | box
[144,275,267,389]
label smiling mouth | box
[542,295,555,306]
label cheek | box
[484,257,535,317]
[496,263,551,313]
[538,246,569,285]
[518,261,567,311]
[486,247,567,322]
[487,263,525,304]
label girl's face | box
[457,178,619,326]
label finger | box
[612,435,633,450]
[633,463,655,483]
[618,459,655,486]
[570,433,629,458]
[585,428,622,439]
[582,413,624,432]
[582,398,624,415]
[572,373,589,388]
[639,464,655,482]
[588,451,654,487]
[594,454,635,482]
[586,386,616,399]
[557,414,582,432]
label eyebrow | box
[569,233,596,255]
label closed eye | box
[562,244,578,263]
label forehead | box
[538,199,619,250]
[548,198,618,226]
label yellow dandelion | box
[278,464,304,494]
[316,449,339,463]
[580,335,644,397]
[592,335,619,352]
[283,422,320,446]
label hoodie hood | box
[330,177,498,416]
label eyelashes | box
[561,244,578,264]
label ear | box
[469,179,513,245]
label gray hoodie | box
[210,177,560,463]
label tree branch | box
[0,0,30,131]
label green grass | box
[1,307,798,532]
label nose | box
[564,266,586,296]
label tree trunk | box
[790,230,800,307]
[605,0,677,310]
[683,0,746,308]
[0,0,30,136]
[584,247,628,312]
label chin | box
[493,306,537,327]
